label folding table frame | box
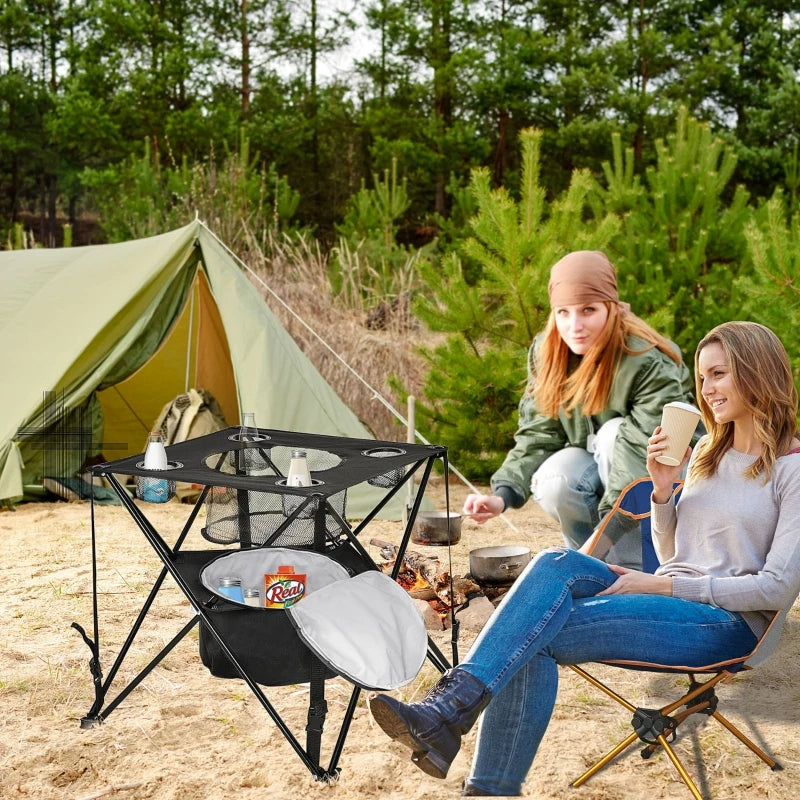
[74,426,453,783]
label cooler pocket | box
[198,548,427,690]
[287,571,428,690]
[200,548,350,604]
[198,548,350,686]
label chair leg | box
[711,711,781,770]
[568,667,719,799]
[571,725,705,800]
[656,734,704,800]
[568,665,781,799]
[571,731,640,788]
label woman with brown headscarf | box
[463,250,697,560]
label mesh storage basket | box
[201,444,346,548]
[135,459,181,503]
[363,446,407,489]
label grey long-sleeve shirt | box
[652,444,800,639]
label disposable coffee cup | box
[656,401,702,466]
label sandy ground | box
[2,480,799,800]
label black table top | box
[92,426,446,495]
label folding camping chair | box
[571,477,784,800]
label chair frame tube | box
[567,665,780,799]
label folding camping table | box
[74,426,453,783]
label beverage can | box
[264,565,306,608]
[217,577,244,603]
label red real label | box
[263,574,306,608]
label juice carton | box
[264,565,307,609]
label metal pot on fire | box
[469,545,531,585]
[411,511,462,546]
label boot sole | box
[370,695,420,751]
[370,697,452,779]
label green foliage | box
[591,107,752,362]
[330,158,428,310]
[80,131,300,248]
[784,141,800,215]
[337,158,410,248]
[411,128,620,478]
[6,222,31,249]
[5,0,800,248]
[394,340,524,478]
[737,191,800,383]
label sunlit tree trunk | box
[431,0,453,216]
[241,0,250,117]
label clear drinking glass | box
[240,412,258,442]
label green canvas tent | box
[0,220,408,518]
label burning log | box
[373,540,443,601]
[370,538,481,608]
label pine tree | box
[592,107,752,361]
[737,191,800,383]
[408,127,619,477]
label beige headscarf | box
[547,251,629,313]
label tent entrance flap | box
[97,270,237,460]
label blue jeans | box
[531,418,622,550]
[458,549,758,796]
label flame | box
[380,559,432,593]
[393,567,431,593]
[405,569,430,592]
[429,599,450,618]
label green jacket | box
[491,334,698,514]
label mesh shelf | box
[202,445,346,547]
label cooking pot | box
[469,545,531,584]
[411,511,462,546]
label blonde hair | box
[533,303,681,418]
[689,321,798,483]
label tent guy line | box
[200,221,520,535]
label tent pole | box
[403,395,415,527]
[184,279,196,393]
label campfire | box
[371,538,501,630]
[395,564,434,597]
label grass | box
[240,225,433,442]
[0,677,32,694]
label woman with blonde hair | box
[371,321,800,796]
[464,250,697,557]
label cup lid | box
[664,401,701,415]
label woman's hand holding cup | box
[647,426,689,503]
[647,402,701,503]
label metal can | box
[217,577,244,603]
[243,588,261,607]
